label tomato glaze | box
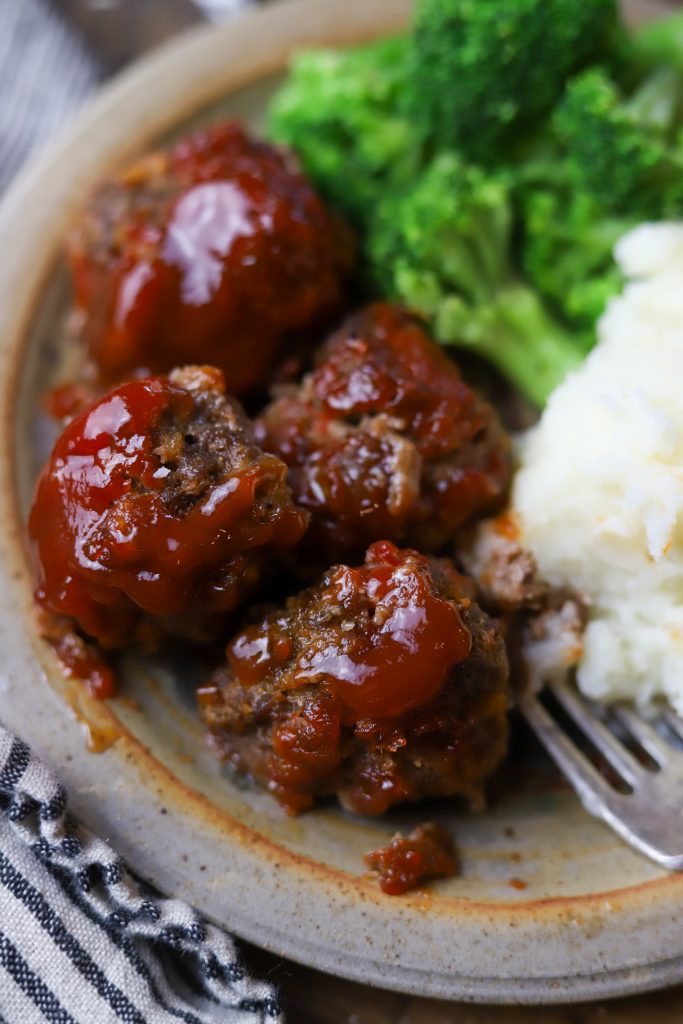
[312,304,488,460]
[29,373,306,658]
[226,541,471,721]
[39,615,116,700]
[256,303,511,562]
[365,823,459,895]
[200,540,510,816]
[67,121,354,396]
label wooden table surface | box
[247,948,683,1023]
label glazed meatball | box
[67,121,355,396]
[199,540,509,815]
[256,303,511,564]
[29,366,308,659]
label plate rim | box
[2,0,683,1004]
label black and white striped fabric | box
[0,0,100,192]
[0,0,251,190]
[0,728,282,1024]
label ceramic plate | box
[1,0,682,1004]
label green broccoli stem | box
[627,65,683,133]
[634,10,683,71]
[433,284,584,407]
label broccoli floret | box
[521,59,683,340]
[406,0,623,162]
[554,66,683,216]
[267,37,417,224]
[633,8,683,72]
[521,187,633,339]
[368,154,582,406]
[265,0,657,404]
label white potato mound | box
[514,223,683,714]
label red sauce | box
[365,823,459,895]
[30,377,178,646]
[43,381,96,423]
[201,540,509,816]
[227,629,293,686]
[256,303,511,562]
[67,121,354,396]
[226,540,472,722]
[292,546,472,719]
[43,619,116,700]
[312,305,487,461]
[29,372,307,656]
[269,691,343,814]
[217,542,477,814]
[508,877,528,891]
[493,511,521,542]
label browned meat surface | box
[199,540,509,815]
[460,514,586,690]
[256,303,512,569]
[459,513,549,614]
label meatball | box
[199,540,509,815]
[460,513,586,692]
[67,121,355,396]
[256,303,511,565]
[29,365,308,660]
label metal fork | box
[520,681,683,870]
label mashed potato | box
[514,223,683,714]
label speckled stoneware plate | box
[1,0,682,1005]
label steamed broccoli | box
[554,65,683,216]
[406,0,623,162]
[368,154,582,406]
[521,187,633,338]
[633,7,683,72]
[521,55,683,333]
[265,0,671,405]
[268,36,416,224]
[268,0,627,217]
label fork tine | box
[521,690,683,871]
[519,692,615,814]
[663,709,683,741]
[611,705,671,766]
[548,681,642,787]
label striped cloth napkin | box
[0,0,99,192]
[0,731,281,1023]
[0,2,282,1021]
